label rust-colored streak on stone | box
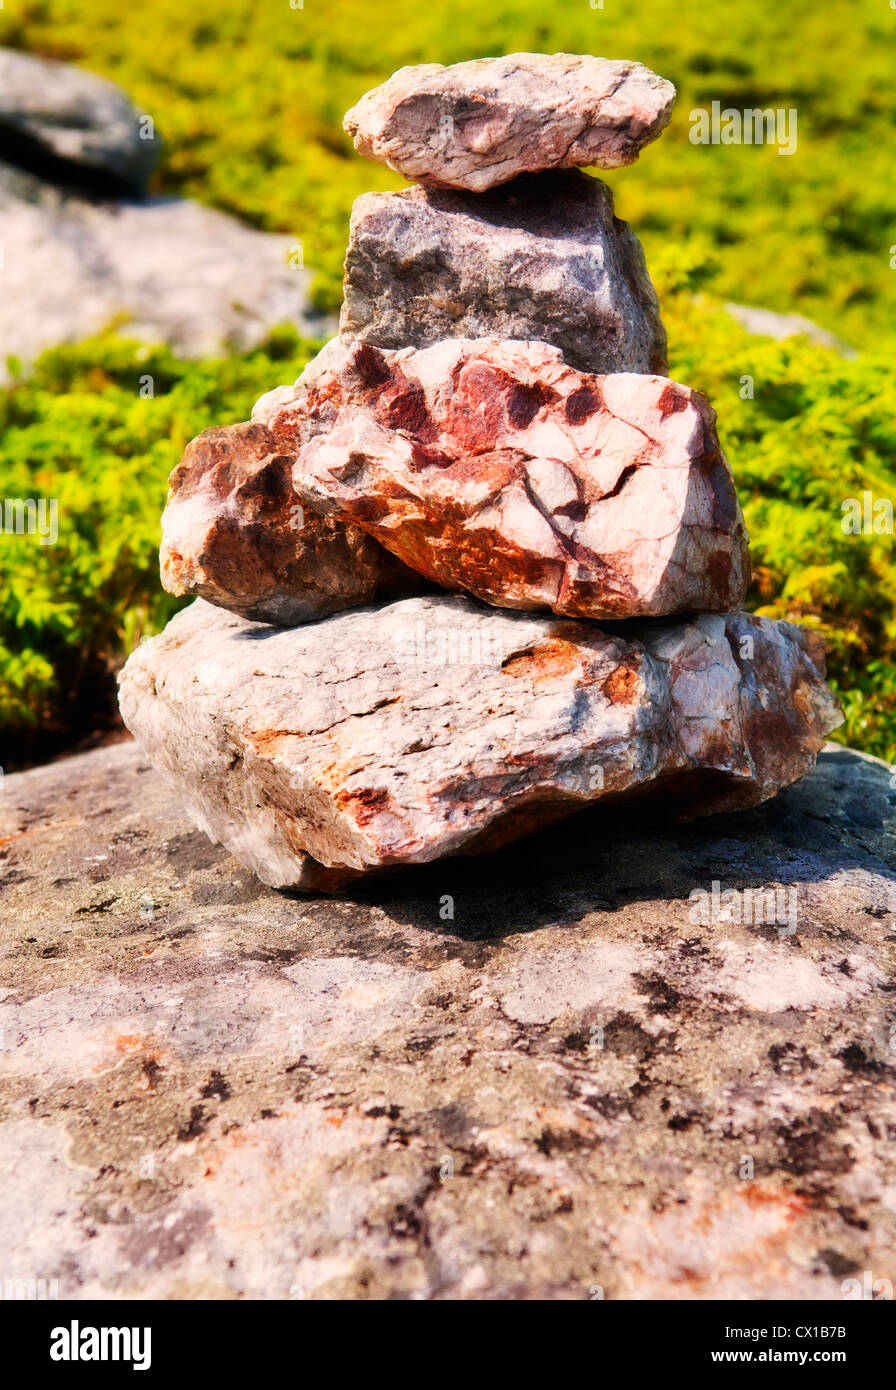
[352,340,393,388]
[601,664,641,705]
[501,640,583,684]
[564,383,604,425]
[334,787,394,827]
[657,382,690,416]
[245,729,301,756]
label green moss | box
[0,331,319,752]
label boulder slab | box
[118,594,841,890]
[344,53,675,191]
[277,339,749,620]
[160,421,421,625]
[340,172,667,375]
[0,738,893,1299]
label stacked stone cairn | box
[119,54,843,891]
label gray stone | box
[725,302,858,358]
[1,737,894,1298]
[0,48,159,194]
[340,172,667,375]
[344,53,675,191]
[118,595,840,890]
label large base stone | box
[118,596,840,890]
[0,738,894,1299]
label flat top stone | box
[1,738,894,1298]
[344,52,675,191]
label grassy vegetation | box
[1,0,894,762]
[658,253,896,759]
[0,330,319,765]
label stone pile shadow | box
[293,748,896,943]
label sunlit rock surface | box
[160,421,421,625]
[1,735,891,1299]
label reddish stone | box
[160,420,421,625]
[269,339,750,621]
